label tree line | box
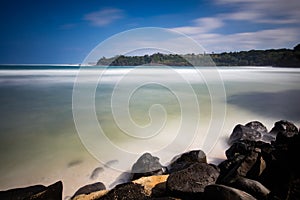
[97,44,300,67]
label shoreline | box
[1,119,299,200]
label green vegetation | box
[97,44,300,67]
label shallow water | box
[0,66,299,197]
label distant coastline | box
[97,44,300,68]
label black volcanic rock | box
[228,124,262,145]
[24,181,63,200]
[0,185,47,200]
[167,150,207,173]
[245,121,268,134]
[269,120,298,138]
[203,184,256,200]
[71,182,106,198]
[131,153,166,181]
[257,122,300,199]
[218,147,265,183]
[98,182,148,200]
[0,181,63,200]
[166,163,219,199]
[228,177,270,199]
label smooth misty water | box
[0,66,300,198]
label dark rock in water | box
[225,140,273,169]
[228,177,270,199]
[90,167,104,180]
[104,159,118,168]
[0,185,46,200]
[167,150,207,173]
[245,121,268,134]
[166,163,219,199]
[131,152,166,181]
[245,121,275,143]
[67,159,83,168]
[269,120,298,138]
[71,182,106,198]
[24,181,63,200]
[218,147,265,183]
[228,124,262,145]
[203,184,256,200]
[98,182,147,200]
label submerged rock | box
[90,167,104,180]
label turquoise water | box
[0,65,299,197]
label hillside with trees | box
[97,44,300,67]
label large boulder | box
[24,181,63,200]
[167,150,207,173]
[228,177,270,199]
[0,185,46,200]
[228,124,262,145]
[258,125,300,199]
[71,182,106,199]
[245,121,268,134]
[0,181,62,200]
[203,184,256,200]
[269,120,298,139]
[166,163,219,199]
[131,153,166,181]
[98,182,148,200]
[218,147,265,183]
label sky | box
[0,0,299,64]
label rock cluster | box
[1,120,299,200]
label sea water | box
[0,65,299,198]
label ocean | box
[0,65,299,198]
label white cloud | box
[190,27,299,53]
[84,8,124,26]
[172,17,224,35]
[170,0,300,53]
[216,0,300,24]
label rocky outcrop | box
[2,119,300,200]
[0,181,62,200]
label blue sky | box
[0,0,299,64]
